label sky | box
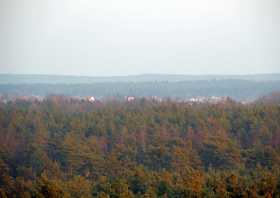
[0,0,279,76]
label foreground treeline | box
[0,99,280,197]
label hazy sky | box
[0,0,279,76]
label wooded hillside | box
[0,99,280,197]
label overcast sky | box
[0,0,279,76]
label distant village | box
[0,94,231,105]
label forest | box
[1,79,280,101]
[0,97,280,197]
[1,74,280,101]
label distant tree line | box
[0,79,280,100]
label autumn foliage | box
[0,98,280,197]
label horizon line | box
[1,72,280,78]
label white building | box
[88,96,96,102]
[126,96,135,102]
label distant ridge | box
[1,73,280,84]
[0,74,280,100]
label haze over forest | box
[0,74,279,101]
[1,1,280,197]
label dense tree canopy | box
[0,98,280,197]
